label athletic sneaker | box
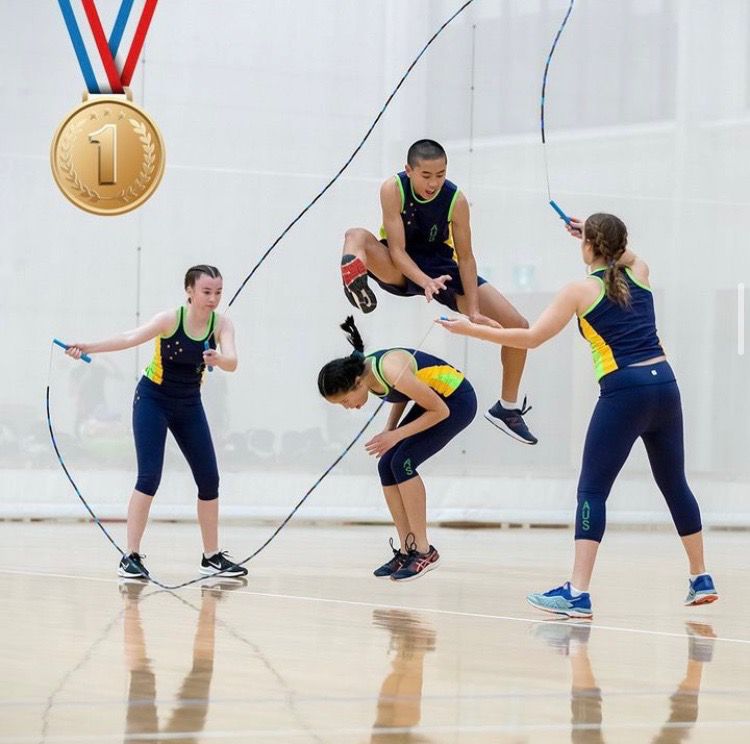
[118,552,149,579]
[527,582,593,618]
[484,397,538,445]
[684,574,718,606]
[341,254,377,313]
[391,545,440,582]
[200,550,248,577]
[373,537,409,578]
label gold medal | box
[51,90,165,216]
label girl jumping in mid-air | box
[438,214,717,617]
[65,265,247,580]
[318,316,477,581]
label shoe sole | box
[117,567,148,579]
[390,557,441,582]
[343,285,359,310]
[343,277,377,314]
[484,412,537,445]
[684,594,719,607]
[526,597,593,619]
[199,566,248,577]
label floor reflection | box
[121,578,247,744]
[370,609,437,744]
[533,619,717,743]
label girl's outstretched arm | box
[437,282,582,350]
[64,310,175,359]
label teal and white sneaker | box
[684,574,718,606]
[527,582,593,618]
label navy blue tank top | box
[577,267,664,381]
[366,348,466,403]
[380,172,461,259]
[144,306,217,395]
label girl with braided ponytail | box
[318,316,477,581]
[438,214,716,616]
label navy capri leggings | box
[576,361,701,542]
[132,377,219,500]
[378,380,477,486]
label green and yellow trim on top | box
[144,337,165,384]
[416,364,464,397]
[368,350,464,398]
[578,274,616,381]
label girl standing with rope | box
[65,265,247,580]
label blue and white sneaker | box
[684,574,718,606]
[484,397,538,445]
[527,582,593,618]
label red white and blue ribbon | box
[57,0,158,94]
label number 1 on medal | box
[88,124,117,185]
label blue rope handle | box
[53,338,92,363]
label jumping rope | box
[47,1,473,589]
[48,322,438,590]
[225,0,476,309]
[541,0,575,226]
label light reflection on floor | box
[1,522,749,743]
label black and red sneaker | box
[391,545,440,582]
[341,254,377,313]
[373,537,409,579]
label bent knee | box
[344,227,373,245]
[505,313,529,329]
[378,457,398,487]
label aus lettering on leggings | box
[437,212,715,612]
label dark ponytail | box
[317,316,367,397]
[583,213,630,308]
[339,315,365,355]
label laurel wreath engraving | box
[123,119,156,203]
[57,114,157,205]
[58,119,100,202]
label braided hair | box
[317,316,367,397]
[584,213,630,307]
